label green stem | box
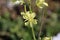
[38,8,45,40]
[24,4,26,12]
[30,23,36,40]
[29,5,32,12]
[32,27,36,40]
[28,0,32,12]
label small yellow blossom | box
[14,0,24,5]
[21,11,37,27]
[36,0,48,8]
[43,37,51,40]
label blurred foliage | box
[0,11,33,40]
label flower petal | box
[43,2,48,6]
[33,19,37,24]
[31,12,36,18]
[25,22,29,26]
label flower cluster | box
[36,0,48,8]
[21,11,37,27]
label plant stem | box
[28,0,32,12]
[24,4,26,12]
[38,8,45,40]
[30,23,36,40]
[32,27,36,40]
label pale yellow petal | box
[43,2,48,6]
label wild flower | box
[21,11,37,27]
[14,0,24,5]
[36,0,48,8]
[43,37,51,40]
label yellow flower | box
[14,0,24,5]
[36,0,48,8]
[21,11,37,27]
[43,37,51,40]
